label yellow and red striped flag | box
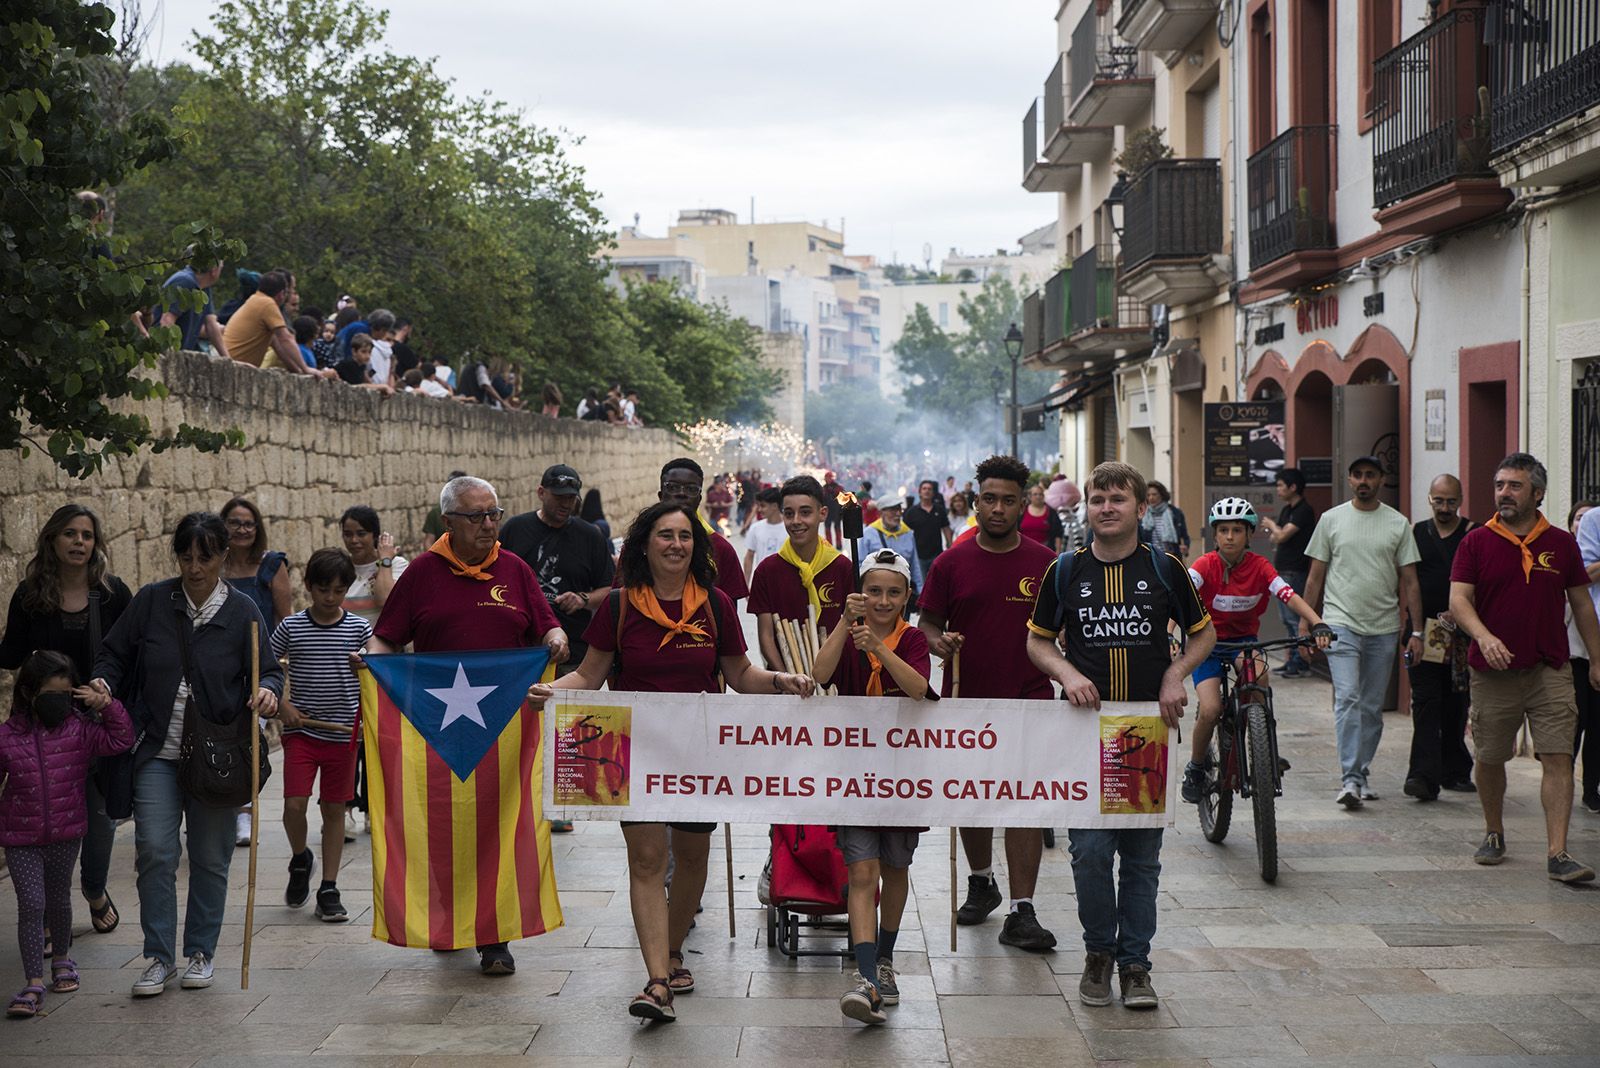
[359,649,562,949]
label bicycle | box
[1195,633,1332,883]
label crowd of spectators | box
[144,251,645,422]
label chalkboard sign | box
[1204,402,1285,486]
[1299,456,1333,486]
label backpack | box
[608,587,726,693]
[1049,543,1179,633]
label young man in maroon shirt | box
[1449,453,1600,882]
[747,475,855,670]
[658,458,749,605]
[917,455,1059,951]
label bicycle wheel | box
[1198,718,1232,843]
[1245,702,1278,883]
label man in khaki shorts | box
[1448,453,1600,882]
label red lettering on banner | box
[644,773,732,795]
[821,726,877,747]
[940,778,1089,801]
[742,775,816,797]
[721,724,814,747]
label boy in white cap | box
[813,549,933,1025]
[859,494,924,598]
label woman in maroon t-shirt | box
[533,503,813,1023]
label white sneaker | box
[132,958,177,997]
[344,808,359,842]
[236,811,252,847]
[180,952,214,989]
[1336,784,1363,809]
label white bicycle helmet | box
[1208,496,1259,529]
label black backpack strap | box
[706,589,726,693]
[1050,549,1079,631]
[609,588,625,678]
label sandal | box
[666,950,694,994]
[87,893,119,934]
[627,978,675,1023]
[6,985,44,1019]
[49,958,80,994]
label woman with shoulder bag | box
[0,504,133,937]
[91,513,282,998]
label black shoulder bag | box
[175,599,271,808]
[90,592,136,819]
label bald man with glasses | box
[1405,475,1476,800]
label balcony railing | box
[1022,289,1043,357]
[1488,0,1600,154]
[1068,7,1148,111]
[1045,54,1067,134]
[1121,159,1224,273]
[1372,8,1493,208]
[1044,269,1068,349]
[1023,99,1041,180]
[1247,125,1337,269]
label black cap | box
[541,464,582,494]
[1348,455,1384,473]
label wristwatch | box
[379,557,393,568]
[1409,631,1422,639]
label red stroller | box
[762,824,852,958]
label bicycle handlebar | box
[1214,633,1337,653]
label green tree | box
[1,0,242,477]
[892,305,960,413]
[620,280,780,426]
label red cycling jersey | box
[1187,550,1294,640]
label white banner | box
[542,692,1175,828]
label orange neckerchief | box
[628,576,711,649]
[1484,513,1551,582]
[428,533,500,581]
[864,618,913,697]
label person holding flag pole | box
[531,502,815,1023]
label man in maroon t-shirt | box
[917,455,1058,951]
[369,475,568,972]
[748,474,856,669]
[1449,453,1600,882]
[659,458,749,604]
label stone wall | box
[0,351,699,602]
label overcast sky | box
[143,0,1056,267]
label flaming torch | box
[837,491,864,591]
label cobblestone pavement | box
[2,618,1598,1066]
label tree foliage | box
[1,0,244,477]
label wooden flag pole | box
[242,620,261,990]
[725,824,736,938]
[949,648,960,953]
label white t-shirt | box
[369,338,393,385]
[745,519,786,569]
[344,555,408,621]
[417,378,450,398]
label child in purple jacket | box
[1,650,132,1018]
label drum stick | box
[725,823,736,938]
[949,647,961,951]
[243,621,261,990]
[775,620,799,674]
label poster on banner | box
[542,691,1174,829]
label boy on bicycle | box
[1181,498,1334,803]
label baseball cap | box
[875,493,904,512]
[540,464,583,494]
[1348,455,1384,473]
[859,548,912,585]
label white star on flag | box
[426,663,498,731]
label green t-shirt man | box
[1306,500,1420,635]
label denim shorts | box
[1192,634,1258,687]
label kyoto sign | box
[542,691,1174,829]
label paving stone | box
[1200,923,1387,948]
[935,993,1073,1037]
[247,992,460,1024]
[734,1024,950,1062]
[1491,1018,1600,1056]
[1422,966,1600,995]
[1165,993,1382,1028]
[1080,1023,1294,1060]
[1237,966,1443,996]
[1371,923,1559,946]
[1287,1021,1526,1056]
[943,1035,1096,1067]
[929,956,1061,995]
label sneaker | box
[1442,779,1478,793]
[1119,965,1158,1009]
[235,811,252,847]
[874,959,900,1005]
[1280,661,1303,678]
[1078,951,1113,1007]
[1474,831,1506,865]
[1403,777,1438,801]
[1582,793,1600,814]
[132,959,177,997]
[285,849,315,909]
[1336,784,1363,809]
[180,953,214,989]
[998,902,1057,952]
[839,976,887,1025]
[955,874,1002,926]
[344,809,358,843]
[549,819,574,833]
[315,886,349,923]
[1181,759,1209,804]
[1360,786,1380,801]
[478,942,515,975]
[1547,851,1596,883]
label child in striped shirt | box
[271,549,373,922]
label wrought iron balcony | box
[1247,125,1337,272]
[1117,0,1220,54]
[1121,159,1224,271]
[1372,8,1495,208]
[1488,0,1600,156]
[1067,7,1154,127]
[1022,98,1082,192]
[1021,289,1044,359]
[1041,53,1116,165]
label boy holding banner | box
[812,549,933,1025]
[1026,461,1216,1011]
[748,475,855,670]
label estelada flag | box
[360,648,562,949]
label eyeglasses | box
[446,509,505,525]
[225,519,256,531]
[1429,497,1459,506]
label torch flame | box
[836,491,858,509]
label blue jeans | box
[79,775,115,900]
[1277,570,1308,666]
[1067,828,1163,971]
[1324,625,1398,788]
[133,758,237,967]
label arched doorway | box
[1293,369,1335,514]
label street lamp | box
[989,367,1005,456]
[1004,322,1024,458]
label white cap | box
[858,548,912,585]
[875,493,905,512]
